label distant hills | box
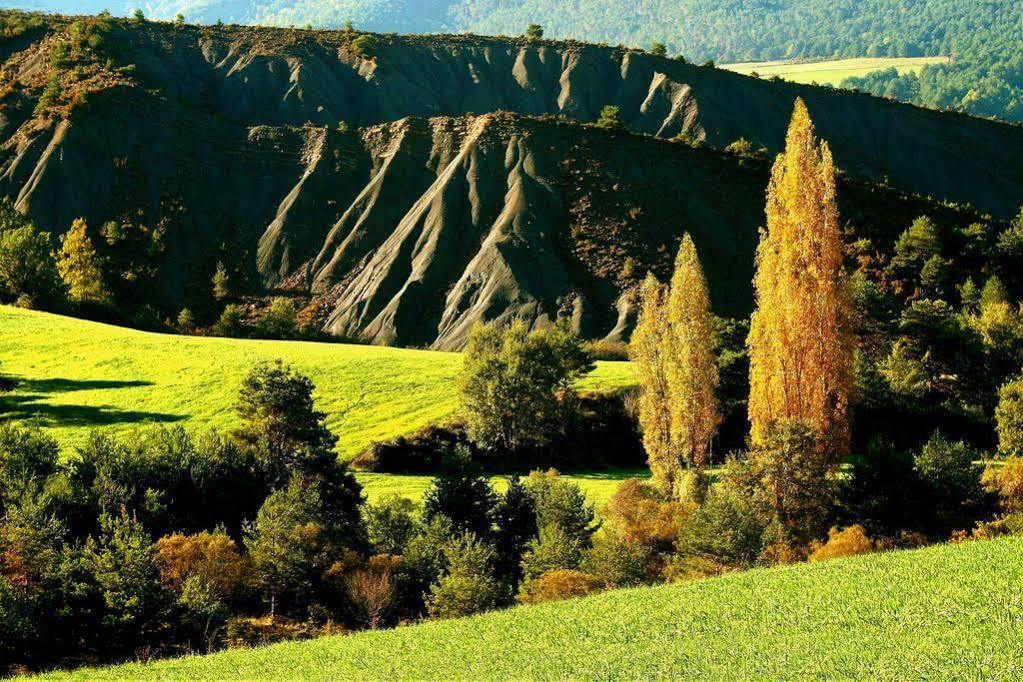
[0,16,1019,346]
[7,0,1023,122]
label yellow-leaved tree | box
[632,235,720,497]
[747,98,855,455]
[55,218,107,304]
[666,234,720,470]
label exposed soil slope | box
[0,18,1016,346]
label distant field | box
[722,56,947,86]
[40,536,1023,680]
[0,307,635,461]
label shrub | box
[676,484,768,571]
[996,377,1023,455]
[650,42,667,57]
[982,457,1023,514]
[492,476,538,585]
[153,531,249,603]
[839,440,924,537]
[520,523,583,584]
[807,526,875,562]
[56,218,107,304]
[364,495,421,555]
[257,298,299,339]
[524,469,598,549]
[0,423,60,513]
[516,570,603,605]
[580,530,651,587]
[595,105,625,130]
[345,554,401,629]
[914,432,986,532]
[177,307,195,332]
[458,320,592,453]
[213,304,245,337]
[525,23,543,40]
[212,261,230,300]
[605,478,690,553]
[351,34,378,57]
[426,533,501,619]
[0,203,61,304]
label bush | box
[458,320,593,453]
[914,432,986,532]
[807,526,875,562]
[344,554,401,629]
[676,484,768,572]
[0,205,61,304]
[605,478,690,553]
[364,495,421,555]
[0,423,60,514]
[595,104,625,130]
[257,298,299,339]
[839,440,924,537]
[580,531,651,587]
[351,34,378,57]
[516,570,603,605]
[426,533,501,619]
[525,23,543,40]
[650,42,667,57]
[213,304,245,337]
[996,377,1023,455]
[520,523,583,584]
[153,531,249,603]
[982,457,1023,514]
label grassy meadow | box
[722,56,947,85]
[38,536,1023,680]
[0,307,635,461]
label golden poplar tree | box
[632,236,721,497]
[666,234,720,470]
[56,218,107,304]
[631,273,677,493]
[747,98,855,455]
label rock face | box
[0,20,1018,347]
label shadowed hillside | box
[0,16,1018,346]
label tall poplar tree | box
[631,273,676,493]
[666,234,720,470]
[747,98,855,455]
[632,235,721,497]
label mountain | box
[0,16,1018,347]
[7,0,1023,122]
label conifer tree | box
[747,98,855,455]
[55,218,107,304]
[666,234,720,470]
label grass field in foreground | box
[41,536,1023,680]
[722,56,947,86]
[0,307,634,461]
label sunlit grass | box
[39,536,1023,680]
[722,56,947,85]
[0,307,634,461]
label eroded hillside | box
[0,16,1017,346]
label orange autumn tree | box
[747,98,855,456]
[632,235,720,496]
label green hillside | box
[38,536,1023,680]
[0,306,633,460]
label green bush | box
[595,104,625,130]
[580,530,651,587]
[676,483,768,571]
[520,523,583,584]
[426,532,502,618]
[997,377,1023,455]
[365,495,422,555]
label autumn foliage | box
[747,98,855,455]
[631,235,720,496]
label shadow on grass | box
[0,376,180,428]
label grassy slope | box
[41,536,1023,680]
[0,307,634,462]
[722,56,946,85]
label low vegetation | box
[37,536,1023,680]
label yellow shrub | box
[517,570,604,605]
[808,525,875,563]
[982,457,1023,513]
